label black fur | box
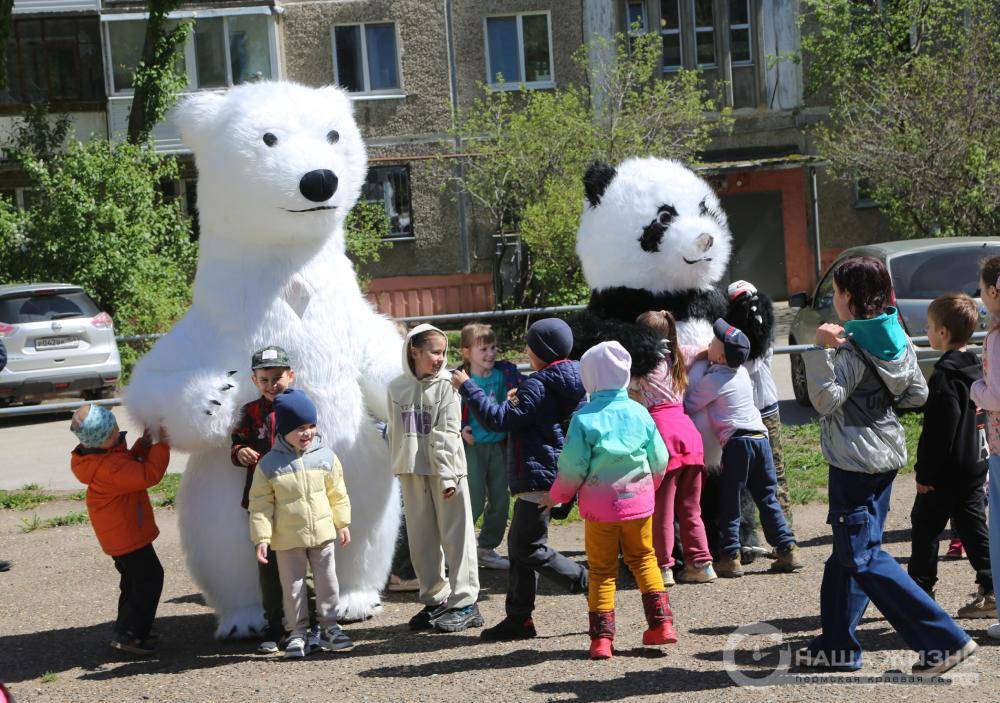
[569,311,664,377]
[588,286,728,326]
[583,161,617,208]
[724,290,775,362]
[639,220,666,253]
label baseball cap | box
[251,346,291,370]
[712,318,750,368]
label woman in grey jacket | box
[799,256,975,677]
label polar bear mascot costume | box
[125,82,402,637]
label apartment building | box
[1,0,892,315]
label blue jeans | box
[719,435,795,556]
[989,455,1000,624]
[806,467,971,670]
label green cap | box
[251,345,291,370]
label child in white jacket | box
[387,323,482,633]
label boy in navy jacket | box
[452,318,588,641]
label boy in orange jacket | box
[70,404,170,656]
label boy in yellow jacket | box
[249,389,352,658]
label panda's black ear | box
[583,161,616,208]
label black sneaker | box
[433,604,485,633]
[318,624,355,652]
[111,636,157,656]
[480,617,537,641]
[408,603,447,631]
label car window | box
[0,291,100,323]
[814,269,836,310]
[890,246,1000,299]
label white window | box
[693,0,715,68]
[484,12,554,89]
[104,10,275,95]
[331,22,402,96]
[729,0,752,65]
[363,165,413,239]
[660,0,682,70]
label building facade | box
[1,0,892,315]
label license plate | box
[35,335,78,350]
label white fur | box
[125,82,402,636]
[576,157,732,466]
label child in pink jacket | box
[544,341,673,660]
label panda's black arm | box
[568,312,664,377]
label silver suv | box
[0,283,121,406]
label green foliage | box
[0,132,197,375]
[3,104,71,162]
[446,30,729,307]
[151,472,182,508]
[40,672,58,683]
[20,511,89,532]
[127,1,191,144]
[344,201,393,278]
[0,485,57,510]
[802,0,1000,238]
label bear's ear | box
[174,91,226,153]
[583,161,616,208]
[319,84,355,117]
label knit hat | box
[526,318,574,364]
[273,389,318,437]
[713,318,751,368]
[72,405,118,448]
[580,341,631,394]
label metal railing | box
[0,307,987,419]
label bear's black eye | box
[699,198,724,225]
[327,130,340,144]
[263,132,278,147]
[656,204,679,227]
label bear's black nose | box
[299,169,338,202]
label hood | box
[71,432,127,485]
[844,308,907,361]
[533,359,585,412]
[402,323,451,383]
[269,432,327,458]
[580,341,631,394]
[935,349,983,383]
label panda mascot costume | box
[571,156,778,562]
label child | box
[70,405,170,656]
[547,341,674,659]
[452,318,589,642]
[799,255,976,675]
[249,389,353,659]
[971,254,1000,641]
[908,293,993,618]
[388,324,483,633]
[684,320,801,578]
[631,311,713,585]
[231,345,321,654]
[458,323,524,570]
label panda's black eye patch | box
[327,130,340,144]
[263,132,278,147]
[656,204,679,227]
[640,204,677,253]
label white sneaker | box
[988,623,1000,640]
[661,567,675,587]
[912,639,977,676]
[477,548,510,570]
[306,625,322,653]
[388,574,420,592]
[676,562,718,583]
[283,636,306,659]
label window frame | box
[329,21,405,99]
[101,7,279,96]
[692,0,716,69]
[363,164,415,241]
[659,0,684,72]
[483,11,556,91]
[729,0,753,66]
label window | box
[626,1,647,33]
[854,178,878,209]
[0,187,36,210]
[729,0,752,65]
[660,0,682,70]
[362,166,413,239]
[331,23,401,95]
[1,17,104,104]
[104,12,273,94]
[814,269,835,310]
[484,13,554,88]
[693,0,715,67]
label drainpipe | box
[811,165,822,278]
[444,0,471,274]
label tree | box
[803,0,1000,238]
[344,200,393,285]
[126,0,191,144]
[444,30,729,307]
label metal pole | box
[811,165,822,280]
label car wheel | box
[789,343,811,407]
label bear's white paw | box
[336,590,384,623]
[213,605,266,640]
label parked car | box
[0,283,121,406]
[787,237,1000,405]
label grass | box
[68,489,88,501]
[40,672,57,683]
[783,411,923,505]
[19,511,89,533]
[151,473,182,508]
[0,484,57,510]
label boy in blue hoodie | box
[452,318,589,641]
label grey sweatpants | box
[399,474,480,609]
[275,540,339,638]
